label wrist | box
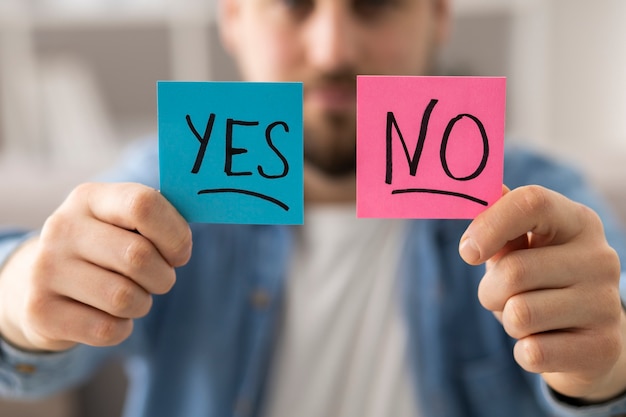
[0,237,47,352]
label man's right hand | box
[0,183,192,352]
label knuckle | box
[607,247,622,277]
[41,213,63,236]
[476,279,495,311]
[91,316,130,346]
[518,185,550,215]
[109,282,137,316]
[578,202,600,225]
[108,281,153,318]
[126,187,160,224]
[593,285,623,325]
[24,291,52,328]
[597,330,622,363]
[153,269,177,295]
[515,338,545,372]
[171,228,193,267]
[598,246,621,282]
[503,296,533,338]
[477,276,503,312]
[70,182,95,198]
[500,253,527,289]
[23,294,64,347]
[41,211,74,242]
[41,183,99,240]
[137,295,154,318]
[65,182,94,206]
[30,254,57,287]
[577,203,607,239]
[123,238,153,272]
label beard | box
[303,112,357,178]
[302,69,358,178]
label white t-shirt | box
[264,204,419,417]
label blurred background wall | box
[0,0,625,416]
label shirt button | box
[14,363,37,374]
[250,289,271,310]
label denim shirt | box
[1,139,626,417]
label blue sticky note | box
[158,81,303,224]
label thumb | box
[460,184,517,265]
[485,184,528,268]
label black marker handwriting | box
[198,188,289,211]
[391,188,488,206]
[385,99,490,206]
[186,114,292,212]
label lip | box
[306,84,356,112]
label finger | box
[47,261,153,319]
[484,232,529,266]
[460,184,513,264]
[72,218,177,295]
[26,295,134,349]
[70,183,192,267]
[460,185,589,265]
[478,243,596,311]
[498,288,617,340]
[513,329,621,377]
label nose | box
[304,3,359,72]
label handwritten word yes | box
[185,113,292,211]
[186,114,290,179]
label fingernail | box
[460,237,481,264]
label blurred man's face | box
[220,0,449,177]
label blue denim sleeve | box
[0,341,112,399]
[539,358,626,417]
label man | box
[1,1,625,416]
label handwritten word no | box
[356,75,505,219]
[385,99,489,206]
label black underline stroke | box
[391,188,488,206]
[197,188,290,211]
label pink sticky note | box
[357,76,506,219]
